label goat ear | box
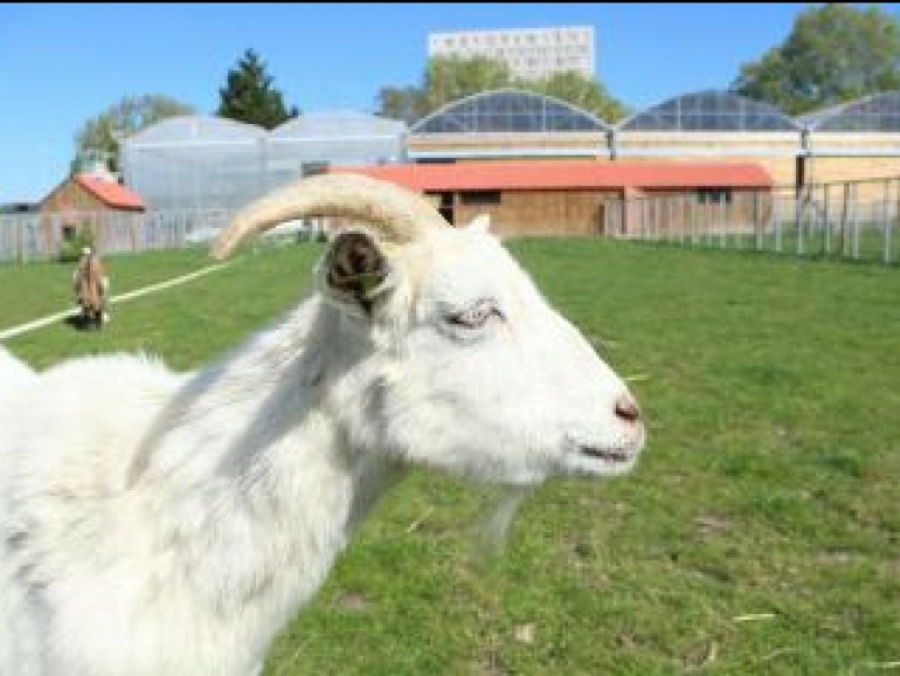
[323,230,389,313]
[466,213,491,234]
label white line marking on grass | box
[107,262,231,304]
[733,613,776,623]
[0,262,232,342]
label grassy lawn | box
[2,239,898,674]
[644,226,899,265]
[0,246,217,333]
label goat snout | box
[614,394,641,423]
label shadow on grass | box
[63,313,105,332]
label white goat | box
[0,348,35,388]
[0,173,645,676]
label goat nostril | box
[615,397,641,423]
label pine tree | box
[217,49,299,129]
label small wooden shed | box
[40,174,145,255]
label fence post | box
[719,197,727,249]
[775,189,783,254]
[688,199,697,247]
[654,197,660,241]
[892,178,900,264]
[883,178,892,265]
[840,181,850,257]
[754,191,761,251]
[823,183,831,255]
[638,199,644,240]
[852,183,861,260]
[703,199,709,247]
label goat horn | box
[211,172,448,260]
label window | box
[460,191,501,206]
[697,188,732,205]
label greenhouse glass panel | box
[411,89,609,134]
[802,92,900,132]
[619,90,798,132]
[122,112,407,210]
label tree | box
[731,3,900,115]
[74,95,195,173]
[518,71,629,123]
[423,55,513,110]
[376,55,627,124]
[376,86,429,125]
[217,48,299,129]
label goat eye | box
[446,300,502,330]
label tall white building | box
[427,26,595,81]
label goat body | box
[0,174,645,675]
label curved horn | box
[211,172,448,260]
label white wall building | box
[427,26,595,80]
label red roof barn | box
[329,160,773,236]
[39,173,146,256]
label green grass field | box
[2,239,898,674]
[635,226,899,265]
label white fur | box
[0,218,644,675]
[0,347,35,388]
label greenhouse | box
[114,90,900,219]
[796,91,900,132]
[611,91,804,185]
[617,90,800,132]
[406,89,611,161]
[121,116,266,211]
[410,89,610,134]
[267,110,406,179]
[121,112,407,210]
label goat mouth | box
[578,445,632,463]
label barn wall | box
[38,181,106,255]
[452,189,620,236]
[41,180,105,215]
[806,134,900,200]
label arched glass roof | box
[618,90,799,132]
[127,115,266,145]
[410,89,609,134]
[796,91,900,131]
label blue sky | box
[1,2,898,203]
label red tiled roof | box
[75,175,145,211]
[330,160,772,192]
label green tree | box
[731,3,900,115]
[376,86,429,125]
[74,94,195,173]
[423,55,513,110]
[376,55,627,124]
[518,70,629,123]
[217,48,299,129]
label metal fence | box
[603,177,900,265]
[3,177,899,265]
[0,208,235,263]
